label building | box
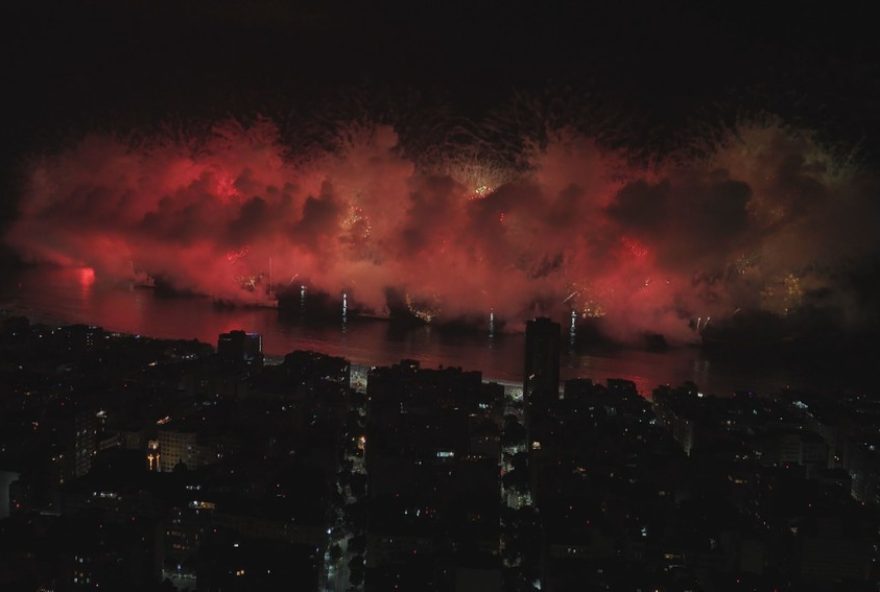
[283,350,350,387]
[72,410,98,478]
[64,324,104,352]
[158,428,200,472]
[217,330,263,366]
[0,470,19,518]
[523,317,561,412]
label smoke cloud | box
[6,118,878,343]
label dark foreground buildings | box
[0,313,878,591]
[523,317,561,414]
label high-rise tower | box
[523,317,561,411]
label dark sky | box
[2,1,880,224]
[5,2,880,130]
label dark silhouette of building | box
[523,317,561,412]
[217,330,263,366]
[283,350,350,387]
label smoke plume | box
[6,118,878,343]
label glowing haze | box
[6,118,878,343]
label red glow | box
[5,120,874,345]
[79,267,96,287]
[226,246,251,263]
[621,237,648,259]
[214,172,239,201]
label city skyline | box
[1,2,878,590]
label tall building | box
[64,324,104,352]
[158,428,200,472]
[0,471,19,519]
[523,317,561,411]
[217,330,263,366]
[72,410,98,478]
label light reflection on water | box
[1,266,810,396]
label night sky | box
[5,2,880,148]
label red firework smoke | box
[6,119,878,343]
